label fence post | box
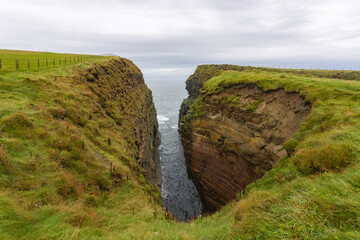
[0,58,2,69]
[78,56,79,62]
[46,58,48,67]
[70,57,71,63]
[16,59,19,69]
[28,60,30,69]
[53,59,55,66]
[65,57,66,64]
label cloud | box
[1,0,360,81]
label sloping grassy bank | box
[0,53,237,239]
[1,53,359,239]
[182,69,360,239]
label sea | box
[147,79,202,222]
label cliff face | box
[80,58,161,189]
[136,96,161,189]
[179,65,247,124]
[179,66,311,212]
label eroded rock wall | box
[81,58,161,189]
[180,75,310,212]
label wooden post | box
[78,56,79,62]
[16,59,19,69]
[53,59,55,65]
[28,60,30,69]
[70,57,71,63]
[37,59,40,67]
[65,57,66,64]
[46,58,48,67]
[0,58,2,69]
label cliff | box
[179,66,312,212]
[0,55,167,239]
[79,58,161,188]
[1,50,359,239]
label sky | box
[1,0,360,81]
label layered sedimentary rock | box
[179,66,311,212]
[81,58,161,189]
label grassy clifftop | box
[180,67,360,239]
[0,52,235,239]
[0,49,100,70]
[1,51,360,239]
[0,53,165,239]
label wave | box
[157,115,170,124]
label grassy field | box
[0,49,102,70]
[0,50,359,239]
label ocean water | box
[147,79,202,221]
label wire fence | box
[0,55,103,70]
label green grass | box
[193,69,360,239]
[1,52,360,239]
[0,49,103,70]
[0,51,239,239]
[189,97,206,118]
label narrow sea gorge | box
[147,79,202,221]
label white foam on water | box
[161,189,170,199]
[157,115,170,124]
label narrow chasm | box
[148,80,202,222]
[180,83,311,213]
[148,71,311,220]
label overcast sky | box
[1,0,360,81]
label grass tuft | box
[1,112,33,138]
[283,139,300,154]
[48,107,66,120]
[294,143,356,175]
